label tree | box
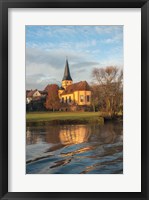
[92,66,123,117]
[45,84,60,112]
[90,84,103,112]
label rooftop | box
[62,59,72,81]
[61,81,91,95]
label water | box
[26,122,123,174]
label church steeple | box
[62,59,73,89]
[62,59,72,81]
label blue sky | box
[26,25,123,90]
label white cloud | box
[95,26,123,35]
[102,33,123,44]
[26,26,123,89]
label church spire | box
[62,59,72,81]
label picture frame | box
[0,0,149,199]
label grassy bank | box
[26,111,104,125]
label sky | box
[26,25,123,90]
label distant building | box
[58,59,91,106]
[26,89,41,104]
[26,89,47,111]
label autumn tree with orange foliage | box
[45,84,60,112]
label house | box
[58,59,91,106]
[26,89,41,104]
[26,89,47,111]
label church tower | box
[62,59,73,89]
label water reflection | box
[26,122,123,174]
[59,126,91,145]
[26,127,46,145]
[26,125,91,146]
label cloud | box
[26,73,61,90]
[95,26,123,35]
[26,45,123,89]
[71,61,100,69]
[26,47,97,89]
[26,48,63,68]
[27,39,98,52]
[102,33,123,44]
[99,57,123,68]
[26,26,123,89]
[26,47,101,89]
[26,45,93,71]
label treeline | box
[27,66,123,116]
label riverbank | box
[26,111,123,126]
[26,112,104,126]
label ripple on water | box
[26,122,123,174]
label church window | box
[66,97,68,103]
[80,95,84,102]
[62,97,64,103]
[87,95,90,102]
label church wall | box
[74,91,91,105]
[60,91,91,106]
[74,91,79,104]
[58,90,64,98]
[59,89,92,107]
[60,93,74,104]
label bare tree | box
[92,66,123,117]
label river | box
[26,122,123,174]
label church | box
[58,59,91,106]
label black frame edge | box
[1,1,8,200]
[0,0,147,8]
[0,0,149,200]
[141,1,148,199]
[147,1,149,199]
[0,0,2,197]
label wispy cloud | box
[95,26,123,34]
[26,25,123,89]
[102,33,123,44]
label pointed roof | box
[62,59,72,81]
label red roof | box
[27,89,39,97]
[39,90,47,95]
[44,84,59,92]
[61,81,91,95]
